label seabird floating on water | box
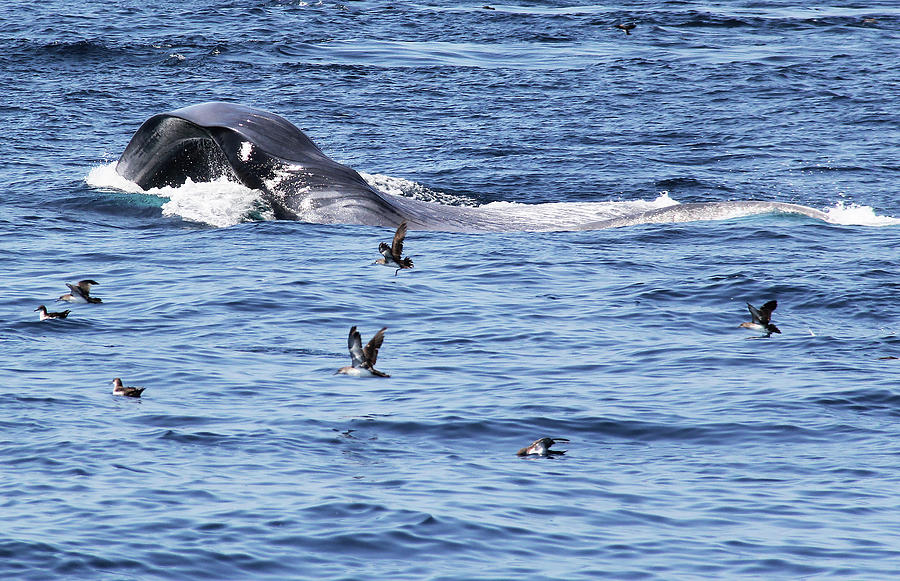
[740,300,781,337]
[34,305,70,321]
[112,377,145,397]
[615,23,636,35]
[58,279,102,303]
[375,221,414,275]
[336,326,390,377]
[517,437,569,457]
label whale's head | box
[115,102,406,226]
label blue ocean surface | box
[3,1,900,578]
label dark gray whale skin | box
[115,102,831,232]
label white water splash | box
[264,163,306,192]
[821,201,900,227]
[86,162,271,227]
[158,179,274,227]
[85,162,145,193]
[360,172,479,206]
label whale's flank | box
[116,102,833,233]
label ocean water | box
[3,1,900,578]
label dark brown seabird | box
[739,300,781,337]
[34,305,71,321]
[615,23,636,35]
[517,437,569,457]
[58,279,102,303]
[112,377,146,397]
[336,326,390,377]
[375,221,414,275]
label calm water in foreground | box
[2,1,900,578]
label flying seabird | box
[58,279,102,303]
[112,377,146,398]
[615,23,636,35]
[739,300,781,337]
[517,437,569,457]
[375,221,414,275]
[336,326,390,377]
[34,305,71,321]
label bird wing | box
[363,327,387,367]
[546,437,569,454]
[758,300,777,324]
[66,283,88,298]
[391,222,408,261]
[347,326,365,368]
[77,279,98,293]
[746,302,763,324]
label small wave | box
[811,387,900,417]
[38,39,124,60]
[649,7,892,30]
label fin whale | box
[115,102,832,232]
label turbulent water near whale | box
[3,1,900,579]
